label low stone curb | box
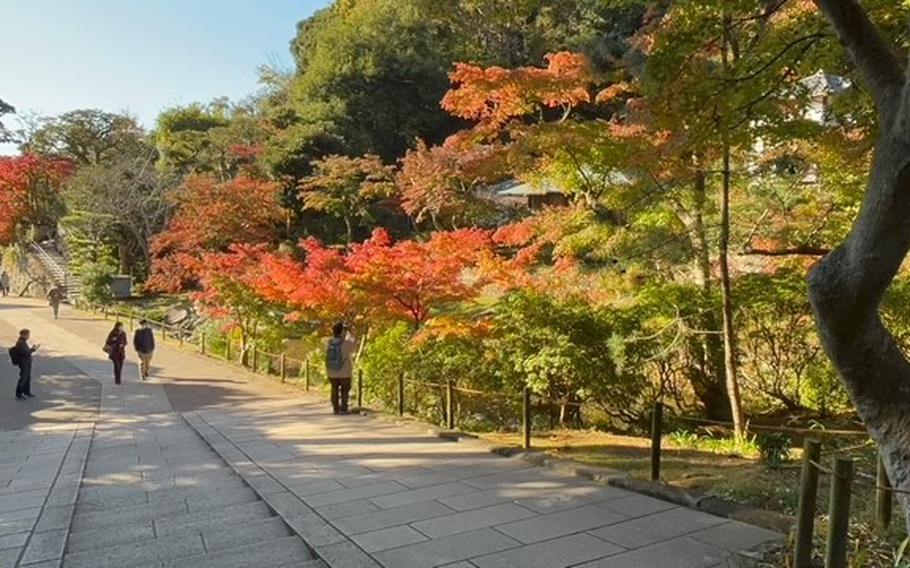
[182,411,373,568]
[17,423,94,568]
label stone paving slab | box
[186,404,783,568]
[0,299,321,567]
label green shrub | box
[79,261,118,305]
[360,323,413,407]
[755,432,792,468]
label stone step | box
[63,530,205,568]
[161,536,319,568]
[63,517,314,568]
[75,481,257,514]
[65,515,297,565]
[155,500,275,537]
[70,498,272,534]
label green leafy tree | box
[299,154,397,244]
[26,109,145,166]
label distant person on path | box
[133,320,155,381]
[9,329,39,400]
[104,322,128,385]
[0,270,9,297]
[326,322,356,415]
[47,286,64,319]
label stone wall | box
[1,246,55,300]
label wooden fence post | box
[225,339,232,362]
[160,325,166,342]
[304,359,311,391]
[876,456,892,530]
[200,333,206,355]
[522,386,531,450]
[280,354,287,383]
[357,369,363,409]
[446,380,455,430]
[825,457,854,568]
[251,345,258,372]
[794,439,821,568]
[650,402,663,482]
[397,374,405,416]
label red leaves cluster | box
[257,238,355,325]
[0,155,71,245]
[397,139,503,227]
[258,228,501,330]
[148,175,283,292]
[347,228,493,328]
[441,52,594,128]
[194,243,270,321]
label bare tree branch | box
[742,245,831,257]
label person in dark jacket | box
[12,329,39,400]
[133,320,155,380]
[47,286,64,319]
[105,322,128,385]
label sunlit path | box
[0,298,319,567]
[0,297,782,567]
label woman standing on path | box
[105,322,128,385]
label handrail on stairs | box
[29,241,70,291]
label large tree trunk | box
[810,0,910,533]
[691,169,733,421]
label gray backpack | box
[326,338,345,371]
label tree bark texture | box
[810,0,910,533]
[719,11,745,439]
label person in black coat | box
[11,329,39,400]
[133,320,155,380]
[105,323,127,385]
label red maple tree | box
[441,52,595,129]
[148,175,283,292]
[0,154,71,245]
[346,228,495,329]
[195,243,274,350]
[256,237,359,327]
[258,228,502,333]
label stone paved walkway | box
[0,298,781,567]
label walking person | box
[104,322,128,385]
[0,270,9,297]
[325,322,356,415]
[8,329,39,400]
[47,286,64,319]
[133,320,155,380]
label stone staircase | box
[30,240,82,302]
[62,436,323,568]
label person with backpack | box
[133,320,155,381]
[104,322,128,385]
[9,329,39,400]
[325,322,356,415]
[47,286,64,319]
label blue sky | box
[1,0,329,150]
